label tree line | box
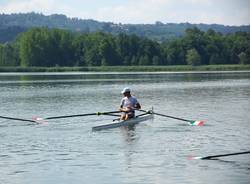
[2,13,250,43]
[0,27,250,67]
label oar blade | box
[32,116,48,125]
[188,151,250,160]
[189,120,205,126]
[188,155,202,160]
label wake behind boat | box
[92,111,153,131]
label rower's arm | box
[135,103,141,109]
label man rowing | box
[119,87,141,120]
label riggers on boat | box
[92,110,154,131]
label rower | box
[119,87,141,120]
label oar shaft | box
[138,109,190,122]
[154,112,190,122]
[45,111,121,120]
[0,115,36,123]
[101,114,120,117]
[45,113,96,120]
[202,151,250,160]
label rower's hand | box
[119,107,130,112]
[119,108,125,112]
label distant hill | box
[1,12,250,43]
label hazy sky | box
[0,0,249,25]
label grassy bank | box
[0,65,250,72]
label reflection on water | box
[0,71,250,184]
[1,71,250,84]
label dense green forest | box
[0,27,250,67]
[1,13,250,43]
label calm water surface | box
[0,71,250,184]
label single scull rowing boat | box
[92,112,153,131]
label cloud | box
[90,0,250,25]
[93,0,175,23]
[0,0,76,16]
[1,0,53,14]
[0,0,249,25]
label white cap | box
[121,87,131,94]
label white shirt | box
[120,96,139,109]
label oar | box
[1,111,121,123]
[190,151,250,160]
[137,109,204,126]
[42,110,121,120]
[0,115,37,123]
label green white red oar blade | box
[189,120,205,126]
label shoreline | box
[0,65,250,73]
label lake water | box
[0,71,250,184]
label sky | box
[0,0,249,26]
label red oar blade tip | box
[189,120,205,126]
[188,155,202,160]
[32,117,43,121]
[32,117,48,124]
